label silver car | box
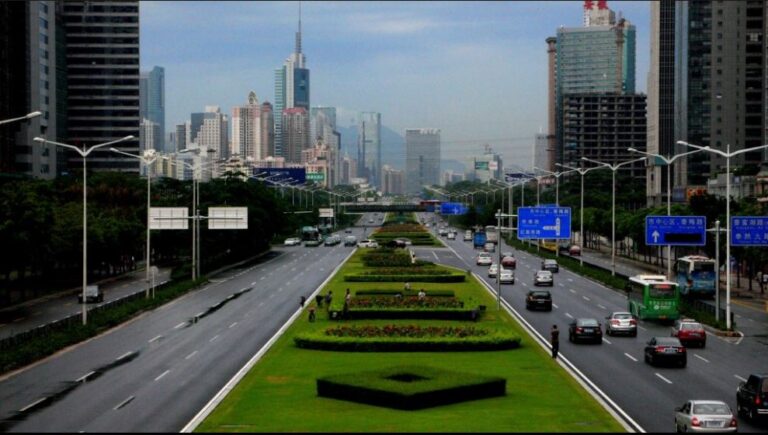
[675,400,737,433]
[605,312,637,337]
[534,270,553,286]
[488,263,499,278]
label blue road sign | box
[731,216,768,246]
[645,216,706,246]
[440,202,468,215]
[517,207,572,240]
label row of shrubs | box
[331,309,483,321]
[377,224,423,233]
[349,296,465,309]
[354,289,456,297]
[344,274,466,283]
[294,331,521,352]
[317,366,506,410]
[360,267,449,275]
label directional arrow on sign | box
[652,230,660,243]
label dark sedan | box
[525,290,552,311]
[644,336,687,367]
[568,318,603,344]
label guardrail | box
[0,280,169,352]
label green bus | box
[626,274,680,321]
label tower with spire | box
[273,1,310,160]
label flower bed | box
[344,274,466,283]
[361,267,450,275]
[354,289,455,297]
[349,296,464,309]
[326,324,485,338]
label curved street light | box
[0,110,41,126]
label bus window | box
[649,284,675,298]
[693,263,715,273]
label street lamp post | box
[628,147,704,277]
[111,148,159,298]
[677,140,768,330]
[34,135,135,324]
[0,111,42,126]
[556,162,609,267]
[581,157,646,276]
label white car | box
[534,270,554,286]
[284,237,301,246]
[499,269,515,284]
[463,230,473,241]
[488,263,499,278]
[357,239,379,248]
[476,252,493,266]
[447,232,456,240]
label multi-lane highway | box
[420,213,765,433]
[0,214,378,432]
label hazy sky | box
[141,1,650,169]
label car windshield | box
[680,323,702,330]
[537,271,551,277]
[613,313,632,320]
[578,319,599,327]
[692,403,731,415]
[531,291,550,298]
[545,260,556,265]
[654,337,680,346]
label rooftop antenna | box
[295,1,302,55]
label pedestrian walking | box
[550,325,560,359]
[404,282,411,292]
[345,288,352,304]
[308,306,316,322]
[325,290,333,306]
[300,296,306,308]
[315,294,324,308]
[761,271,768,294]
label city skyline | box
[140,1,651,169]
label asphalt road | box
[0,214,377,432]
[420,214,767,433]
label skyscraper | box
[311,107,340,184]
[358,112,382,188]
[231,91,263,160]
[274,3,309,158]
[139,66,165,151]
[260,101,275,158]
[63,0,140,173]
[282,107,309,164]
[405,129,441,194]
[192,106,228,160]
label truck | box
[78,285,104,304]
[473,231,487,249]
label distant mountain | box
[335,124,405,170]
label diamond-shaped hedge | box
[317,365,506,410]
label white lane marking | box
[552,303,559,309]
[432,251,439,260]
[565,313,573,319]
[154,370,170,381]
[597,304,606,310]
[569,289,576,294]
[602,337,612,344]
[747,318,754,322]
[694,354,709,363]
[624,353,638,362]
[20,398,47,412]
[655,373,673,384]
[12,317,25,323]
[259,302,264,307]
[251,282,257,286]
[568,278,574,282]
[522,282,528,287]
[174,322,186,330]
[229,322,238,329]
[278,287,284,292]
[114,396,135,410]
[260,277,265,281]
[148,335,163,343]
[185,351,198,360]
[637,325,647,331]
[269,293,275,298]
[735,314,742,319]
[115,351,133,361]
[76,371,95,382]
[33,311,42,316]
[558,283,565,287]
[583,296,591,301]
[210,335,219,343]
[735,375,747,382]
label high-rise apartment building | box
[0,1,62,178]
[175,122,189,151]
[139,66,165,152]
[191,106,228,160]
[260,101,275,158]
[282,107,309,164]
[62,1,140,173]
[274,6,309,158]
[549,1,636,166]
[405,129,441,194]
[340,155,357,184]
[140,119,161,154]
[311,107,340,185]
[467,145,503,183]
[647,0,768,205]
[382,165,405,195]
[358,112,382,188]
[231,92,263,161]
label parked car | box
[675,400,737,433]
[542,259,559,273]
[605,312,638,337]
[499,269,515,284]
[501,255,517,269]
[357,239,379,248]
[464,230,473,241]
[344,235,358,246]
[324,235,341,246]
[671,319,707,348]
[644,336,686,367]
[284,237,302,246]
[525,290,552,311]
[568,318,603,344]
[534,270,554,286]
[488,263,499,278]
[484,242,496,253]
[737,373,768,421]
[447,232,456,240]
[476,252,493,266]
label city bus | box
[675,255,717,298]
[301,226,320,241]
[485,225,499,244]
[626,274,680,321]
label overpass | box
[342,203,425,213]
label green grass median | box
[197,250,625,433]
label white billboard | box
[319,208,334,218]
[149,207,189,230]
[208,207,248,230]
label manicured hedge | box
[355,289,456,297]
[361,267,449,275]
[317,365,506,410]
[339,309,481,321]
[294,330,520,352]
[344,274,466,283]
